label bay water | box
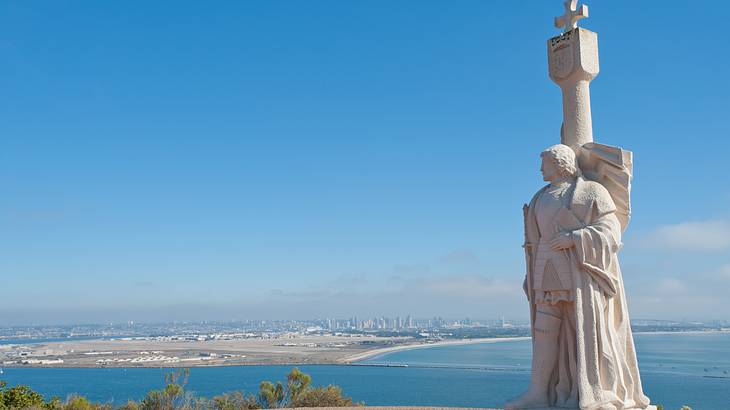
[1,332,728,409]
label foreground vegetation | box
[0,369,695,410]
[0,368,358,410]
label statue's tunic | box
[533,180,574,304]
[524,177,651,409]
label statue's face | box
[541,156,560,182]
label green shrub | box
[211,392,260,410]
[1,368,358,410]
[257,382,283,409]
[62,395,111,410]
[138,369,199,410]
[258,367,315,409]
[116,400,140,410]
[0,381,46,409]
[284,368,310,404]
[289,385,356,408]
[257,368,356,409]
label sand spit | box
[341,337,531,363]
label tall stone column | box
[545,1,633,231]
[547,27,599,153]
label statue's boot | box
[505,310,561,409]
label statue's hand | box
[550,233,574,251]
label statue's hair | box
[541,144,581,177]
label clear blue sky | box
[1,0,728,325]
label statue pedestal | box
[512,407,657,410]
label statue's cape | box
[580,142,633,232]
[524,176,651,409]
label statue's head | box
[540,144,580,182]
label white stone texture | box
[509,2,652,408]
[555,0,589,33]
[506,145,653,410]
[548,28,599,153]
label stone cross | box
[547,0,598,153]
[555,0,589,33]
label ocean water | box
[1,332,728,410]
[0,336,108,346]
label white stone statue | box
[505,144,652,410]
[505,2,655,409]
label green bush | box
[257,382,283,410]
[62,395,110,410]
[139,369,200,410]
[115,400,140,410]
[257,368,355,409]
[0,368,358,410]
[210,392,260,410]
[0,381,47,409]
[289,385,356,408]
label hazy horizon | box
[1,311,724,328]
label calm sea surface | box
[1,332,728,410]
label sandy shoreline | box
[341,337,531,363]
[345,329,730,363]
